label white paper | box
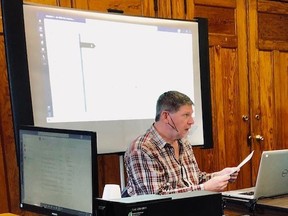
[229,150,254,175]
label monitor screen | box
[19,125,98,216]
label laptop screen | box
[222,149,288,201]
[254,149,288,199]
[19,125,98,216]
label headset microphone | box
[168,122,179,132]
[167,113,179,132]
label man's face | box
[168,105,194,138]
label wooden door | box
[247,0,288,183]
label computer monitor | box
[18,125,98,216]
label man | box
[123,90,238,196]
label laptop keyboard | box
[240,191,254,196]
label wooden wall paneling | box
[157,0,172,18]
[259,39,288,51]
[258,50,275,150]
[194,0,236,8]
[70,0,157,23]
[258,0,288,51]
[192,48,219,172]
[0,33,8,213]
[247,0,262,184]
[69,0,88,10]
[194,46,249,190]
[256,49,288,152]
[258,0,288,15]
[193,46,244,190]
[213,46,226,172]
[191,49,216,178]
[258,13,288,42]
[0,23,9,212]
[141,0,156,17]
[235,0,251,188]
[208,46,249,191]
[25,0,59,5]
[97,154,121,197]
[1,2,10,211]
[274,51,288,150]
[185,0,195,20]
[59,0,73,8]
[194,5,235,35]
[0,34,20,213]
[197,46,224,174]
[24,0,81,9]
[221,48,247,190]
[209,34,237,48]
[0,1,2,33]
[194,4,237,48]
[170,0,186,19]
[0,132,9,213]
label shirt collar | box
[150,124,167,149]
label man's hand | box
[213,167,240,182]
[203,175,230,192]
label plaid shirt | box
[124,124,212,196]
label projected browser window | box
[39,15,195,123]
[24,4,204,153]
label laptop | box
[222,149,288,201]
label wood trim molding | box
[259,39,288,51]
[194,0,236,8]
[0,136,10,212]
[209,33,237,48]
[0,18,3,34]
[257,1,288,51]
[0,1,2,34]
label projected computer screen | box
[15,3,211,153]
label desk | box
[223,195,288,216]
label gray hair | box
[155,91,193,121]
